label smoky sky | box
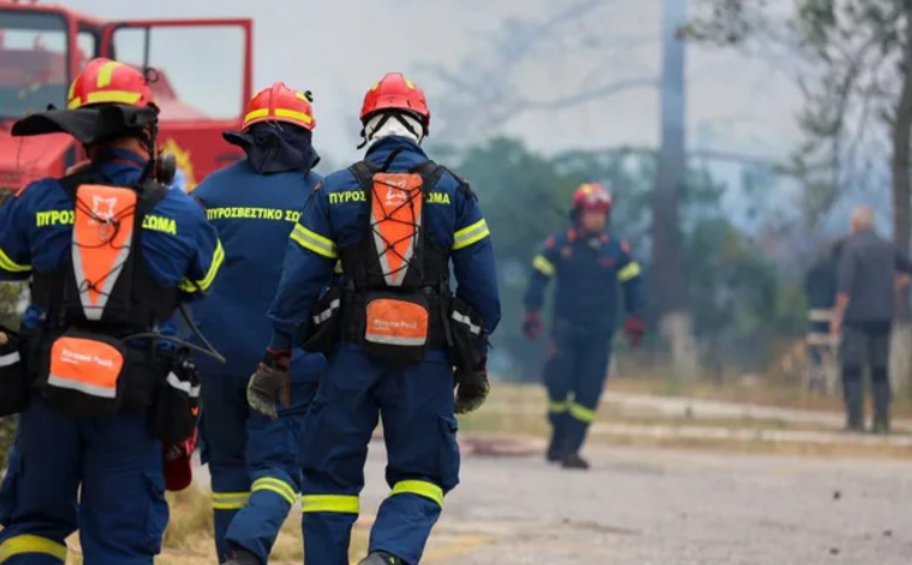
[59,0,800,166]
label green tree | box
[451,137,799,379]
[689,0,912,391]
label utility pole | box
[652,0,698,379]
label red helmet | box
[243,82,316,131]
[571,183,613,214]
[67,58,154,110]
[360,72,430,131]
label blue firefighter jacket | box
[268,136,501,351]
[190,159,324,376]
[524,227,644,334]
[0,149,223,330]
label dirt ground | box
[418,443,912,565]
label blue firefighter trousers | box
[543,324,613,456]
[0,396,168,564]
[299,343,460,565]
[200,365,318,564]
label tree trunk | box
[653,0,698,379]
[890,10,912,397]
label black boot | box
[872,378,892,434]
[842,376,864,432]
[546,425,566,462]
[359,551,404,565]
[223,547,260,565]
[561,451,590,470]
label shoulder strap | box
[349,160,379,193]
[411,160,475,199]
[135,179,168,218]
[410,160,447,195]
[56,169,101,201]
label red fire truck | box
[0,0,253,193]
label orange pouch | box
[42,331,126,418]
[363,293,430,363]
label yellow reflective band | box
[0,534,67,563]
[0,247,31,274]
[180,239,225,293]
[301,494,360,514]
[290,224,338,259]
[548,400,568,414]
[252,477,297,505]
[274,108,314,125]
[569,402,596,423]
[211,491,250,510]
[96,60,121,88]
[533,254,555,277]
[243,108,270,125]
[391,480,444,508]
[82,90,142,107]
[618,261,642,282]
[453,219,490,250]
[333,260,345,274]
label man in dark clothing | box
[832,207,912,433]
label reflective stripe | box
[274,108,314,125]
[808,309,833,322]
[451,311,481,335]
[290,224,337,259]
[47,373,117,399]
[453,219,490,250]
[548,400,568,414]
[244,107,314,127]
[618,261,642,282]
[569,402,596,423]
[301,494,360,514]
[69,90,143,109]
[365,333,426,346]
[532,254,555,277]
[96,61,121,88]
[0,351,20,367]
[0,534,67,563]
[212,491,250,510]
[252,477,297,505]
[243,108,270,123]
[180,240,225,293]
[166,371,200,398]
[391,480,444,508]
[313,298,341,325]
[0,246,31,273]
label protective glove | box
[521,310,544,341]
[247,348,291,420]
[623,315,646,348]
[454,356,490,415]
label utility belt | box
[0,325,199,443]
[304,286,484,370]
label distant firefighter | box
[522,183,645,470]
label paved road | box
[359,442,912,564]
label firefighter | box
[190,82,325,565]
[522,183,645,470]
[246,73,501,565]
[0,58,222,564]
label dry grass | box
[56,486,369,564]
[460,381,912,459]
